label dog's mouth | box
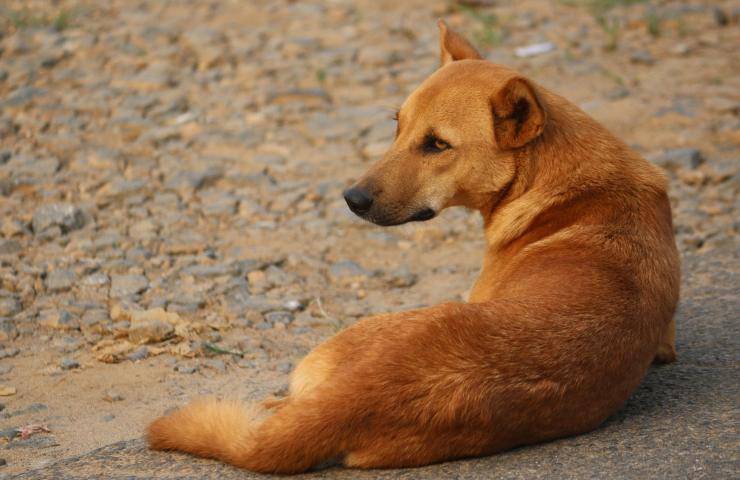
[361,207,436,227]
[407,208,436,222]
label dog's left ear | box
[438,19,482,67]
[491,77,546,149]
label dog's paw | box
[653,343,677,364]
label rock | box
[630,50,655,65]
[101,413,115,422]
[110,275,149,298]
[0,86,47,108]
[103,390,124,402]
[357,46,398,66]
[264,310,294,325]
[5,435,57,449]
[0,348,19,359]
[0,297,22,317]
[329,260,370,282]
[267,88,331,105]
[163,232,207,255]
[38,310,79,330]
[82,273,110,287]
[275,361,292,374]
[81,309,109,328]
[164,168,222,192]
[712,7,729,26]
[181,263,240,278]
[283,299,303,312]
[45,269,76,292]
[1,218,27,237]
[60,358,80,370]
[3,403,47,418]
[203,358,226,372]
[515,42,556,58]
[0,385,16,396]
[197,189,239,216]
[31,203,85,235]
[124,308,182,344]
[387,266,417,288]
[174,363,198,374]
[649,148,704,172]
[126,346,149,361]
[0,239,22,255]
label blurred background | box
[0,0,737,476]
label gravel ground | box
[0,0,738,477]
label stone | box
[45,269,76,292]
[110,275,149,298]
[174,364,198,374]
[0,297,22,317]
[38,310,79,330]
[649,148,704,172]
[0,385,16,396]
[3,403,47,418]
[126,346,149,361]
[275,361,292,374]
[387,266,418,288]
[203,358,226,372]
[96,179,148,203]
[128,319,174,345]
[515,42,556,58]
[103,390,124,402]
[264,310,294,325]
[630,50,655,65]
[181,263,240,278]
[60,358,80,370]
[357,46,397,66]
[712,7,729,26]
[0,348,19,359]
[0,86,47,108]
[329,260,370,282]
[32,203,85,235]
[0,239,22,255]
[82,273,110,287]
[163,232,207,255]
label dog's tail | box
[147,397,344,474]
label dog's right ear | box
[438,19,482,67]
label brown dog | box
[147,21,680,473]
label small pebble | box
[60,358,80,370]
[103,390,124,402]
[175,364,198,374]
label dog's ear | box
[491,77,546,149]
[438,19,482,67]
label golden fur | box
[147,21,680,473]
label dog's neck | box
[479,90,656,253]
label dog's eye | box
[434,138,449,150]
[422,134,451,153]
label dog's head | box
[344,20,546,226]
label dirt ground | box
[0,0,737,477]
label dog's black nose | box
[343,187,373,214]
